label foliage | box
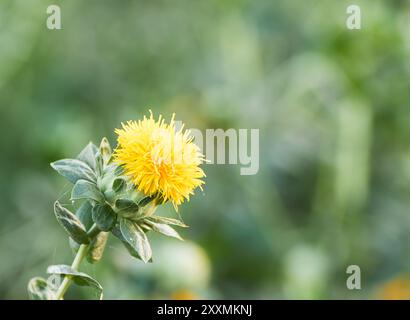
[28,138,186,299]
[1,0,410,299]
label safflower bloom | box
[114,111,205,209]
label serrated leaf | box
[92,204,116,231]
[144,220,183,240]
[115,199,139,218]
[77,142,98,170]
[147,216,188,228]
[27,277,56,300]
[54,201,89,244]
[87,232,109,264]
[71,179,104,202]
[99,137,112,164]
[47,265,103,300]
[50,159,96,184]
[120,218,152,263]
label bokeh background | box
[1,0,410,299]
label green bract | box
[28,138,188,300]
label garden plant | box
[27,112,206,300]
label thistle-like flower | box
[114,111,205,210]
[28,111,205,300]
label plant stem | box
[55,224,100,300]
[55,243,88,300]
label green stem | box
[55,224,100,300]
[55,243,88,300]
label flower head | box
[114,111,205,210]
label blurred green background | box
[1,0,410,299]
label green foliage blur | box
[1,0,410,299]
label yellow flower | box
[171,289,199,300]
[375,276,410,300]
[114,111,205,210]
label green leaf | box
[69,202,94,252]
[147,216,188,228]
[112,178,126,193]
[120,218,152,263]
[50,159,96,184]
[144,220,183,240]
[77,142,98,170]
[103,190,116,204]
[103,163,118,176]
[71,179,104,202]
[138,195,156,207]
[27,277,56,300]
[112,226,153,262]
[87,232,109,264]
[99,164,119,193]
[76,201,94,229]
[92,203,117,231]
[54,201,90,244]
[95,152,104,177]
[115,199,139,218]
[47,265,103,300]
[99,137,112,164]
[111,226,143,261]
